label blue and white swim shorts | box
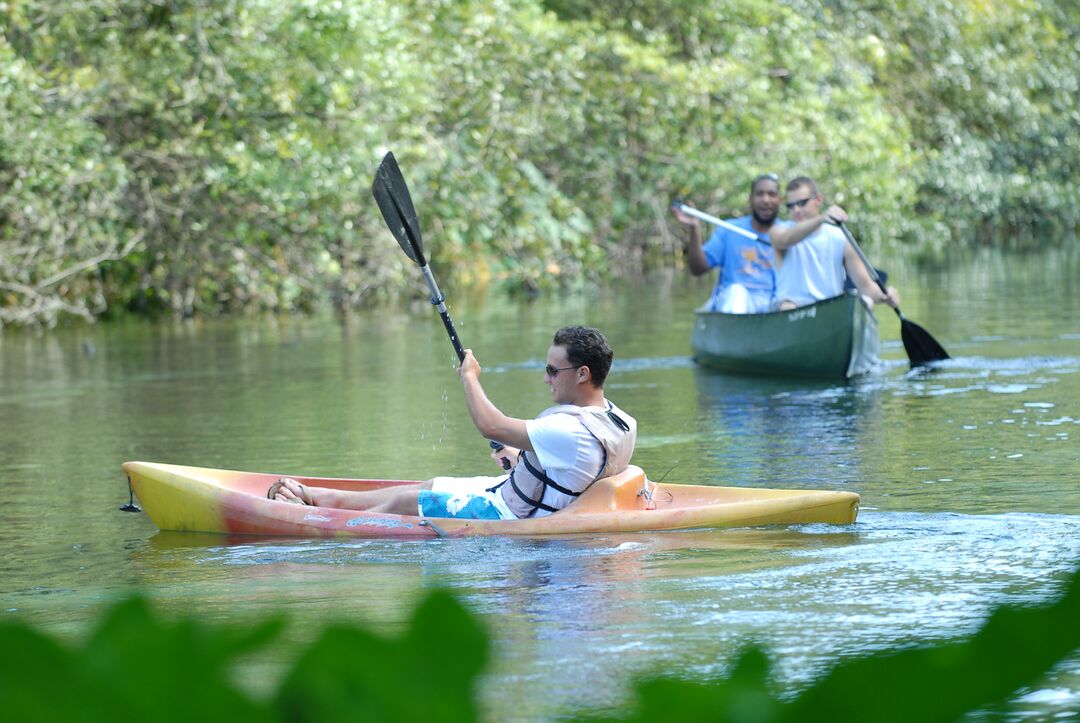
[418,475,517,520]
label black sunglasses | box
[785,197,814,210]
[545,364,580,378]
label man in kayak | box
[267,326,637,520]
[769,176,900,311]
[671,173,790,313]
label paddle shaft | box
[838,222,888,294]
[419,264,466,362]
[673,203,764,242]
[837,222,904,319]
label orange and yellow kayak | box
[122,461,860,539]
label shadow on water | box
[123,525,868,647]
[130,526,867,599]
[138,524,863,563]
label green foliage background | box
[2,0,1077,326]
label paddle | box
[371,151,465,362]
[838,221,950,367]
[671,200,765,242]
[372,152,513,468]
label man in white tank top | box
[770,176,900,311]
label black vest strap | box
[521,453,579,497]
[509,469,560,515]
[499,402,626,517]
[606,403,631,432]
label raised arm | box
[458,350,533,450]
[671,204,711,275]
[771,205,849,250]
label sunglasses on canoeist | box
[785,197,814,209]
[545,364,580,378]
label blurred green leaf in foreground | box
[0,567,1076,722]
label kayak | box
[123,461,860,538]
[691,292,880,378]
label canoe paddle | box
[671,200,767,243]
[371,151,465,362]
[838,221,950,367]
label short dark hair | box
[552,326,614,388]
[750,173,779,194]
[786,176,819,196]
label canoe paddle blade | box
[372,152,425,265]
[901,318,950,366]
[839,222,950,367]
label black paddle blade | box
[901,317,950,366]
[372,152,425,265]
[841,221,950,367]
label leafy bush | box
[2,0,1077,325]
[1,566,1077,721]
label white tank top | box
[774,224,848,306]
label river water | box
[1,245,1078,720]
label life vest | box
[492,401,637,519]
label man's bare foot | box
[266,477,313,505]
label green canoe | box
[691,292,880,379]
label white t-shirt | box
[524,411,606,518]
[774,223,848,307]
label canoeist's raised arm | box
[672,203,711,275]
[771,205,849,250]
[458,350,533,451]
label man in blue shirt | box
[672,173,788,313]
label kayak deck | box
[123,461,860,538]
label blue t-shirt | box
[702,216,789,299]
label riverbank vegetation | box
[2,0,1077,326]
[1,566,1078,720]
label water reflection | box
[689,367,885,491]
